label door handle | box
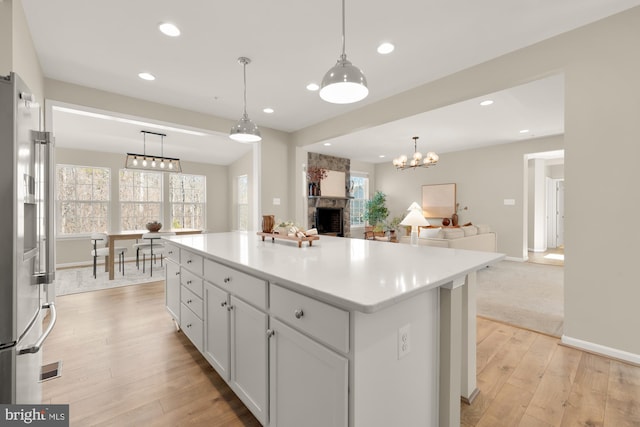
[19,302,57,355]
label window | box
[169,174,206,229]
[349,174,369,227]
[119,170,162,231]
[237,175,248,231]
[56,165,110,235]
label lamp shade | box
[230,113,262,143]
[407,202,422,212]
[319,57,368,104]
[400,209,429,227]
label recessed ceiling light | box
[263,108,274,114]
[323,142,331,146]
[138,72,155,81]
[379,155,386,158]
[158,22,180,37]
[377,42,395,54]
[306,83,320,91]
[519,129,530,134]
[480,100,494,106]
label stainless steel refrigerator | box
[0,72,56,404]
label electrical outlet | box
[398,324,411,359]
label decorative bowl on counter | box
[146,221,162,232]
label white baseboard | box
[561,335,640,365]
[504,256,527,262]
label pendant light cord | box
[243,61,248,116]
[341,0,346,60]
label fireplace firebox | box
[315,207,343,236]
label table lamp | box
[400,203,429,246]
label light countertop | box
[166,231,504,313]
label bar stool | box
[138,232,175,277]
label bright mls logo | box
[0,405,68,426]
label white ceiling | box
[22,0,640,164]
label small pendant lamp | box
[230,57,262,143]
[319,0,368,104]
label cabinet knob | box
[221,301,227,307]
[187,280,192,285]
[223,277,232,283]
[186,323,192,328]
[168,251,173,255]
[187,299,192,304]
[266,329,275,338]
[186,259,192,264]
[227,305,234,311]
[175,271,180,276]
[294,309,304,319]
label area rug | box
[476,261,564,336]
[55,263,165,296]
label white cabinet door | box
[269,318,348,427]
[165,260,180,322]
[230,296,268,425]
[204,282,230,381]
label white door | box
[204,283,230,381]
[230,296,268,425]
[269,318,348,427]
[556,180,565,247]
[165,260,180,322]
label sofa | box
[399,224,497,252]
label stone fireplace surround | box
[307,152,351,237]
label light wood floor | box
[43,282,639,427]
[528,247,564,267]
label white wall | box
[291,6,640,358]
[374,136,562,258]
[55,147,228,265]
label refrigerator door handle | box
[35,130,56,284]
[19,302,56,355]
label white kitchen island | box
[164,231,504,427]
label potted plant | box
[364,191,389,236]
[384,215,403,241]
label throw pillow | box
[419,227,441,238]
[461,225,478,237]
[475,224,491,234]
[441,228,465,239]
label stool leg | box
[93,254,97,279]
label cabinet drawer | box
[181,285,203,319]
[181,303,203,352]
[270,284,349,353]
[204,260,267,310]
[165,243,179,263]
[181,250,203,275]
[181,268,203,298]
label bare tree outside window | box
[170,174,206,229]
[119,169,162,231]
[56,165,110,235]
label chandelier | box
[392,136,439,170]
[125,130,182,173]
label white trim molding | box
[561,335,640,365]
[505,256,527,262]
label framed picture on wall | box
[422,183,456,218]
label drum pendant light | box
[319,0,368,104]
[230,57,262,143]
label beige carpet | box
[476,260,564,336]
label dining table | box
[107,229,202,280]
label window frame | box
[56,164,111,238]
[118,169,163,232]
[349,172,370,229]
[237,174,249,231]
[169,173,207,230]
